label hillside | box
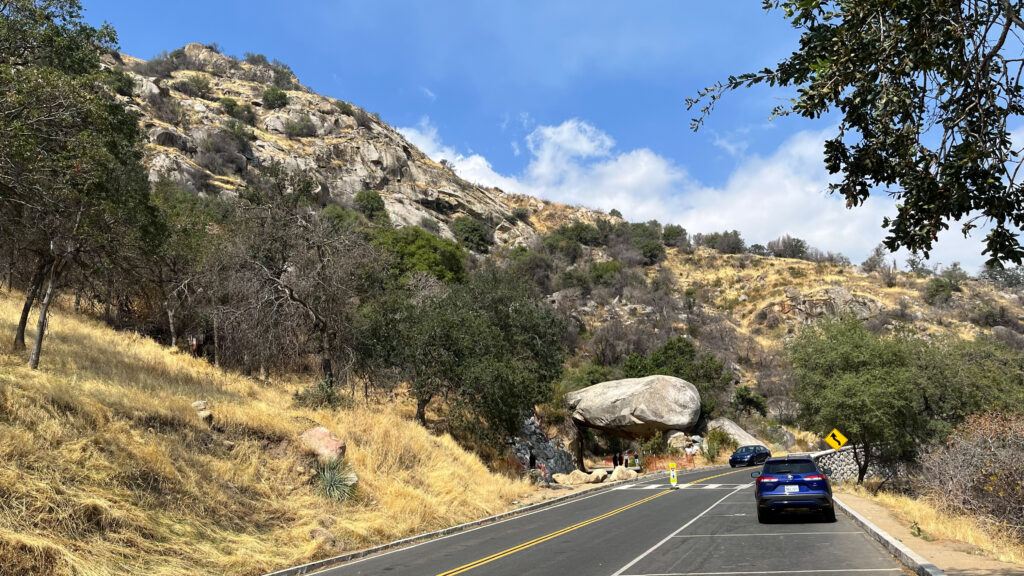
[112,41,1024,422]
[110,42,1024,423]
[0,292,531,576]
[109,43,611,247]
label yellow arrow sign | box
[825,428,848,450]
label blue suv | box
[751,456,835,523]
[729,444,771,467]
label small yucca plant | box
[316,458,357,501]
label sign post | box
[824,428,848,451]
[669,462,678,489]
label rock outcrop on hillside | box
[511,416,575,480]
[765,286,886,323]
[706,417,764,449]
[112,43,609,248]
[565,375,702,437]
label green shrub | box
[451,216,492,253]
[220,97,257,125]
[589,260,622,285]
[262,85,289,109]
[293,378,352,410]
[511,207,531,222]
[552,221,605,246]
[629,222,665,265]
[923,277,954,305]
[662,224,688,248]
[284,115,316,139]
[320,204,363,233]
[733,386,768,416]
[333,100,355,116]
[272,65,295,90]
[609,208,623,218]
[353,190,388,224]
[106,69,135,97]
[133,48,190,77]
[371,226,466,283]
[244,52,270,66]
[417,216,440,234]
[700,428,738,461]
[557,267,591,294]
[223,119,255,147]
[543,233,583,262]
[171,73,212,99]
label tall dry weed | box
[0,292,530,575]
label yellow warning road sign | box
[669,462,678,488]
[825,428,848,450]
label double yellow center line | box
[436,489,670,576]
[436,467,749,576]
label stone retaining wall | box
[811,446,865,483]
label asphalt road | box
[313,466,907,576]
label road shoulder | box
[837,491,1023,576]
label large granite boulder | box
[552,469,605,485]
[565,375,701,437]
[706,417,763,448]
[607,465,638,482]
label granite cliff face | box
[109,43,604,247]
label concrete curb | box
[264,469,672,576]
[834,495,946,576]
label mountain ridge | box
[108,43,614,249]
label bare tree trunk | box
[415,394,432,426]
[28,257,63,370]
[212,316,220,367]
[14,258,48,351]
[320,332,333,386]
[73,291,81,313]
[855,444,870,484]
[166,304,177,348]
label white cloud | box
[709,129,749,157]
[398,117,998,270]
[510,141,521,156]
[419,86,436,101]
[398,117,526,194]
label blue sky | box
[83,0,1013,270]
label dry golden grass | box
[0,292,531,576]
[840,484,1024,565]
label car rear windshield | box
[762,460,816,474]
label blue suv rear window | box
[762,460,816,474]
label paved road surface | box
[313,466,906,576]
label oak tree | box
[689,1,1024,265]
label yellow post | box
[669,462,678,489]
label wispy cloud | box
[419,86,436,101]
[709,129,749,157]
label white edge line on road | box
[305,469,686,574]
[610,485,746,576]
[614,565,897,569]
[670,531,862,537]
